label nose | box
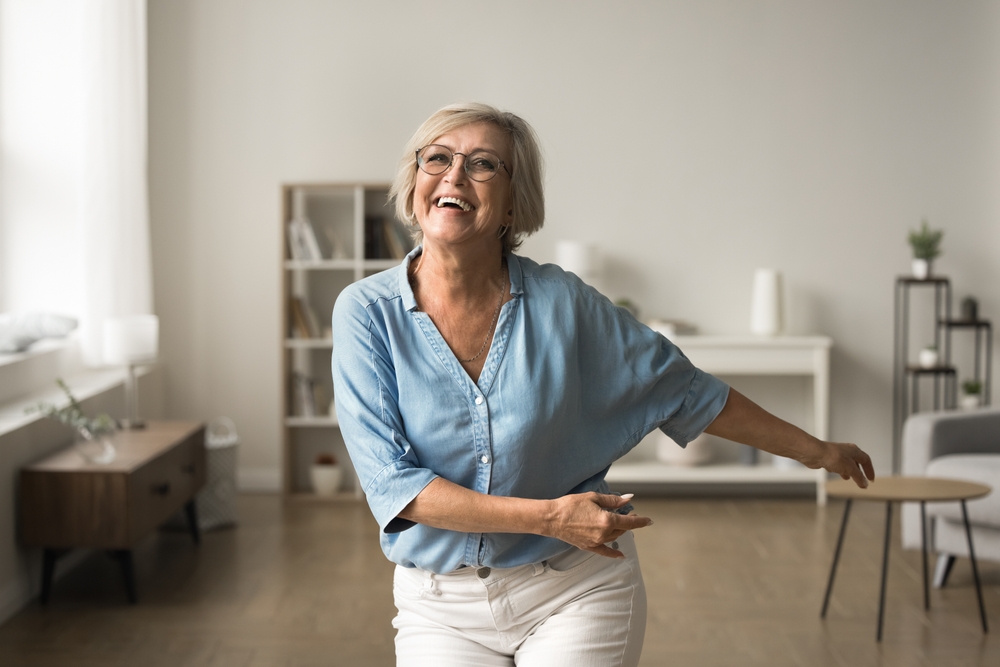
[443,153,468,183]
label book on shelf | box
[292,373,317,417]
[290,297,321,338]
[366,215,414,260]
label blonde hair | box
[389,103,545,254]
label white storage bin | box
[165,417,239,532]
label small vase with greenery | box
[960,379,983,410]
[908,219,943,279]
[26,379,118,464]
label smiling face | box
[412,122,513,252]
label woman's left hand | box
[800,440,875,489]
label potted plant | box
[960,379,982,410]
[908,219,943,280]
[26,379,117,464]
[918,344,939,369]
[310,452,342,496]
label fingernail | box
[620,493,634,500]
[647,519,654,526]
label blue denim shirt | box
[332,248,729,573]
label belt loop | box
[533,561,546,576]
[425,571,442,596]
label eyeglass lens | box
[417,145,502,181]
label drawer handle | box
[151,482,171,496]
[182,464,196,474]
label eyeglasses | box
[415,144,511,182]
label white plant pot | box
[655,431,713,466]
[310,465,343,496]
[918,348,939,368]
[960,394,981,411]
[912,259,930,280]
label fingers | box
[593,492,634,510]
[585,542,626,559]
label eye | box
[422,146,451,165]
[468,153,499,172]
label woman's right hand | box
[543,492,654,558]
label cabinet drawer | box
[127,430,206,542]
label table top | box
[826,476,991,502]
[24,420,205,474]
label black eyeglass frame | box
[415,144,512,182]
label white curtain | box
[78,0,152,366]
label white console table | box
[606,335,832,505]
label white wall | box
[148,0,1000,483]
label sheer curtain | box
[0,0,152,366]
[78,0,153,365]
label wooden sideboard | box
[20,420,206,603]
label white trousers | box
[392,531,646,667]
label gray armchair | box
[901,408,1000,586]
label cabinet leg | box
[40,548,68,605]
[184,499,201,545]
[111,550,138,604]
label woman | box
[332,103,874,666]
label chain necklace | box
[459,261,507,364]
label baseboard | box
[0,549,90,627]
[237,467,281,493]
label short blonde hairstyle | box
[389,103,545,254]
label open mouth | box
[436,196,474,212]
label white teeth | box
[436,196,473,212]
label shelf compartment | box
[285,338,333,349]
[285,416,339,427]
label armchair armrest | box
[903,409,1000,477]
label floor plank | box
[1,495,997,666]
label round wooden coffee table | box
[820,476,991,641]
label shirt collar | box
[399,246,524,313]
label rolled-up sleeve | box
[331,292,438,533]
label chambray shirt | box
[331,248,729,574]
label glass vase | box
[75,430,117,465]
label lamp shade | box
[555,240,600,280]
[104,315,159,364]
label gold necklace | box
[459,261,507,364]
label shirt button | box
[481,455,489,464]
[475,396,483,405]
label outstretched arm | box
[398,478,654,559]
[704,388,874,488]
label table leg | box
[821,499,852,618]
[111,550,138,604]
[960,500,988,633]
[921,501,929,610]
[184,499,201,545]
[877,501,893,642]
[40,548,68,605]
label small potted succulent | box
[918,344,939,369]
[27,379,117,464]
[960,380,983,410]
[908,219,943,280]
[310,452,342,496]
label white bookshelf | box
[281,183,412,499]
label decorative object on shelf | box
[647,319,697,341]
[26,378,117,464]
[908,219,943,280]
[555,240,601,284]
[961,296,979,322]
[310,453,342,496]
[739,444,759,466]
[750,268,784,336]
[654,431,713,466]
[960,380,982,410]
[287,188,324,261]
[772,454,804,470]
[918,344,939,369]
[103,314,158,429]
[614,298,639,319]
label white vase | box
[960,394,981,411]
[75,431,116,465]
[918,348,939,368]
[310,465,343,496]
[655,431,713,466]
[912,259,930,280]
[750,269,783,336]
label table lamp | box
[104,315,158,429]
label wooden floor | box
[1,494,999,666]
